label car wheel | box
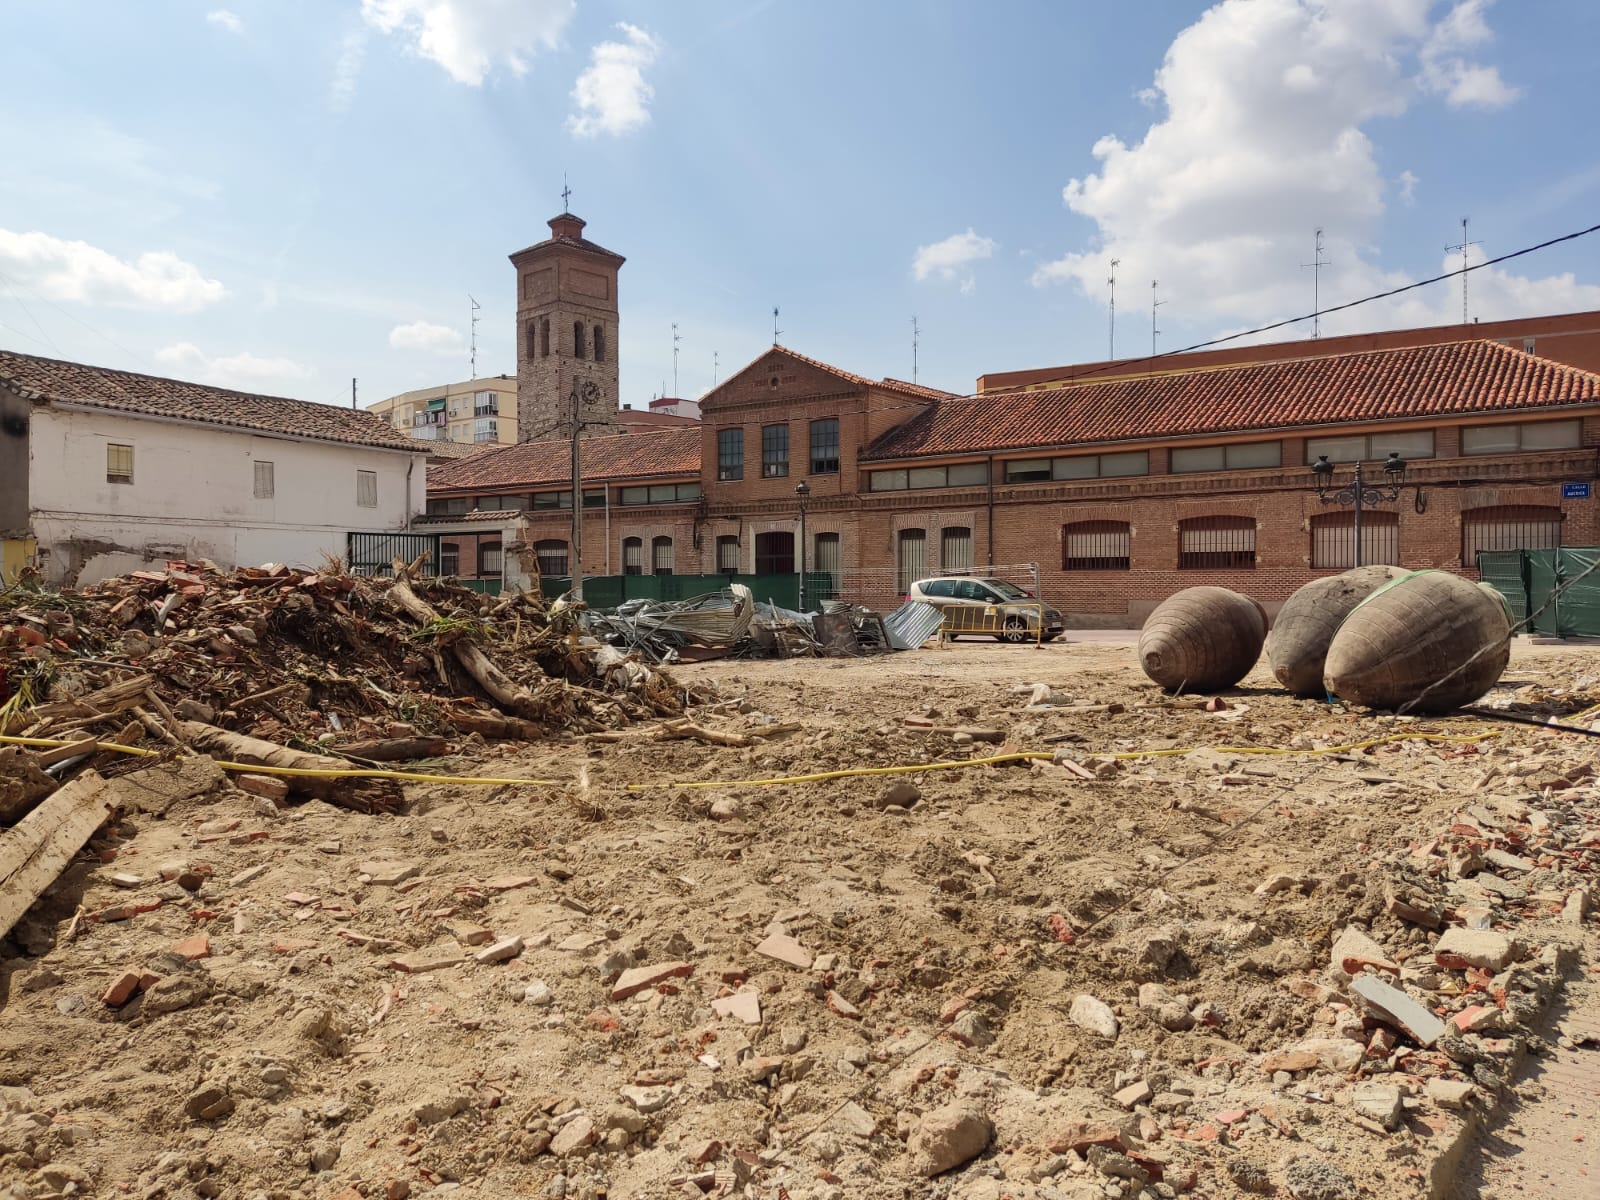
[1000,616,1031,644]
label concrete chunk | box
[611,960,694,1001]
[1349,975,1447,1047]
[1435,928,1521,971]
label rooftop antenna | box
[1301,228,1331,338]
[1445,217,1482,325]
[773,306,781,346]
[561,173,572,213]
[1107,258,1120,360]
[350,377,356,411]
[713,350,719,389]
[469,295,481,379]
[911,315,920,384]
[1150,280,1164,358]
[672,322,681,396]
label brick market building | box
[425,337,1600,623]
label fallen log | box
[1,769,117,939]
[333,736,452,762]
[442,708,543,740]
[386,572,544,722]
[654,721,752,748]
[176,721,403,813]
[1,673,154,734]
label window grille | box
[1462,505,1563,562]
[622,537,643,576]
[940,527,973,573]
[535,540,569,577]
[1309,511,1399,569]
[651,536,674,576]
[896,529,928,594]
[253,460,275,499]
[761,424,789,478]
[1062,520,1131,570]
[1178,516,1255,569]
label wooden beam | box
[0,769,116,940]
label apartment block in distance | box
[367,376,519,447]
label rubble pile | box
[0,562,688,777]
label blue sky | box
[2,0,1597,410]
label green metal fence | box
[537,572,833,610]
[1476,547,1600,637]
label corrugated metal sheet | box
[883,600,943,650]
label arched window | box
[622,537,643,576]
[534,539,569,577]
[573,321,586,360]
[540,318,551,358]
[896,528,927,595]
[1178,516,1255,570]
[715,535,740,575]
[1462,505,1563,565]
[652,536,674,576]
[1062,520,1131,571]
[525,321,537,359]
[940,527,973,574]
[1310,511,1399,569]
[593,324,606,364]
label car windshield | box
[982,578,1030,599]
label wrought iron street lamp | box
[795,480,810,611]
[1310,452,1407,567]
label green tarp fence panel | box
[535,573,833,611]
[1476,547,1600,637]
[1475,551,1529,629]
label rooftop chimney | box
[549,213,586,240]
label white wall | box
[28,406,427,585]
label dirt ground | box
[2,637,1597,1200]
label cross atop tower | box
[561,174,572,213]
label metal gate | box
[347,532,442,577]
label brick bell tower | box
[510,210,624,441]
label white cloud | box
[330,28,368,113]
[567,24,660,138]
[156,343,313,392]
[1420,0,1520,109]
[1398,169,1420,205]
[206,10,243,34]
[361,0,574,86]
[1030,0,1575,341]
[912,228,997,288]
[389,320,464,354]
[0,229,225,313]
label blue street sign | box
[1562,482,1591,499]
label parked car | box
[907,576,1065,643]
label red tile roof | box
[428,427,701,492]
[864,340,1600,461]
[0,349,422,452]
[424,440,498,461]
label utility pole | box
[672,323,681,396]
[1445,217,1482,325]
[911,316,920,384]
[566,378,602,604]
[1150,281,1163,358]
[1107,259,1120,360]
[1302,229,1331,338]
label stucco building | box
[1,350,428,586]
[366,375,519,447]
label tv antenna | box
[1107,258,1120,360]
[772,306,781,345]
[671,323,681,396]
[1150,280,1164,357]
[1302,229,1331,338]
[911,315,920,384]
[469,295,481,379]
[1445,217,1482,324]
[713,350,719,389]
